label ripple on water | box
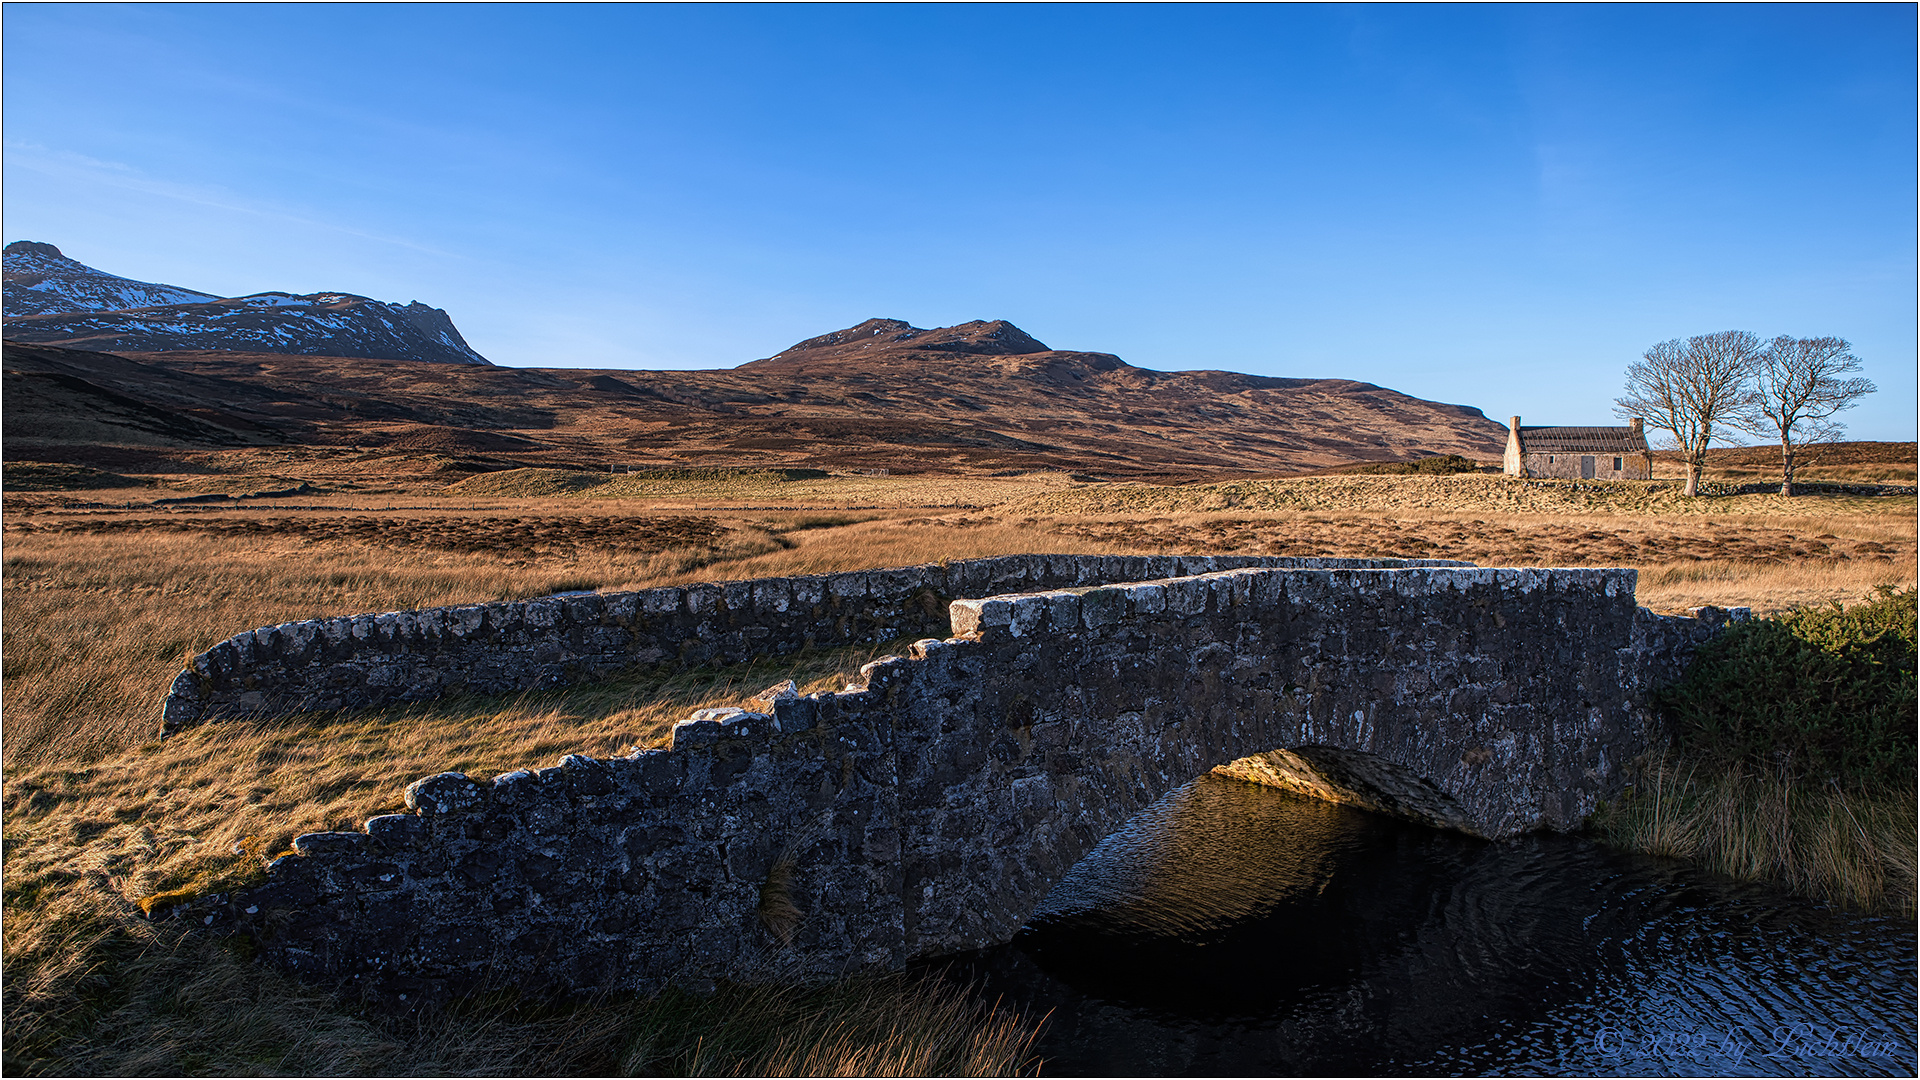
[933,774,1917,1077]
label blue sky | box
[5,3,1914,440]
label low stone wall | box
[159,553,1469,734]
[172,563,1730,1005]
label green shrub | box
[1660,587,1917,788]
[1340,454,1486,476]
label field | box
[3,456,1914,1074]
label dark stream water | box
[930,775,1917,1076]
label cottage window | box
[1613,456,1623,471]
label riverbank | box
[1590,762,1916,915]
[1591,587,1918,914]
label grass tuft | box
[758,861,803,948]
[1592,760,1916,915]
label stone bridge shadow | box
[894,567,1648,958]
[201,564,1724,1001]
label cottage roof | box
[1516,426,1649,454]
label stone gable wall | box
[1521,450,1652,481]
[159,553,1470,734]
[169,562,1733,1006]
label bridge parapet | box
[159,553,1469,735]
[168,561,1731,1004]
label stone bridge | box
[176,560,1731,1003]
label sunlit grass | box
[4,475,1912,1074]
[1001,474,1918,518]
[3,644,900,909]
[5,495,1911,767]
[1,641,1041,1077]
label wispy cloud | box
[2,142,458,258]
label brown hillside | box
[1651,442,1916,467]
[3,319,1506,480]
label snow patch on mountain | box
[4,241,218,317]
[2,242,491,365]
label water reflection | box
[932,774,1917,1077]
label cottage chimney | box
[1629,417,1643,435]
[1510,416,1521,432]
[1503,416,1524,476]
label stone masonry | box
[160,554,1469,735]
[168,560,1735,1005]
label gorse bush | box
[1660,586,1917,788]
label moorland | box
[3,317,1913,1074]
[2,317,1503,480]
[6,454,1914,1074]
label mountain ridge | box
[3,240,218,316]
[1,242,491,365]
[4,314,1508,480]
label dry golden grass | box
[439,465,1089,507]
[679,513,1118,580]
[1591,759,1917,916]
[11,467,1093,512]
[637,975,1042,1077]
[1028,508,1914,615]
[5,491,1912,769]
[0,528,769,767]
[1,644,1039,1077]
[0,512,1126,768]
[1042,506,1910,557]
[1654,441,1917,486]
[4,471,1912,1074]
[1710,462,1918,484]
[1002,473,1918,518]
[1634,557,1915,614]
[3,647,901,912]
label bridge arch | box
[1213,746,1480,834]
[206,563,1722,1001]
[889,567,1639,958]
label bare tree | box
[1738,335,1876,496]
[1615,330,1761,497]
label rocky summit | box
[1,242,490,365]
[753,317,1054,367]
[3,241,217,317]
